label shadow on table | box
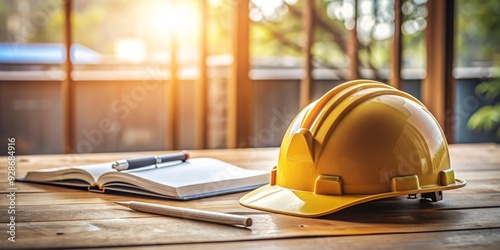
[320,196,464,224]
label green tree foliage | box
[468,77,500,138]
[0,1,11,41]
[456,0,500,67]
[250,0,429,73]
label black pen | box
[111,151,190,171]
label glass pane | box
[454,0,499,143]
[455,0,499,68]
[0,0,64,71]
[0,0,64,155]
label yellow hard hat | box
[240,80,466,217]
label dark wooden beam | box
[348,0,359,80]
[300,0,314,108]
[390,0,402,89]
[227,0,252,148]
[195,0,208,149]
[62,0,74,153]
[422,0,455,142]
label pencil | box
[114,201,252,227]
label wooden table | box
[1,144,499,249]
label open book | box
[20,158,269,200]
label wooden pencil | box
[114,201,252,227]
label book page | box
[73,162,115,181]
[23,162,115,185]
[130,158,262,188]
[98,158,269,198]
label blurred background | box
[0,0,498,155]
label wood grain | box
[106,228,500,250]
[2,206,499,248]
[0,144,498,249]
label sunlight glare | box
[402,20,419,35]
[341,1,355,20]
[149,2,199,36]
[252,0,284,19]
[209,0,223,6]
[115,38,146,63]
[373,22,393,40]
[359,0,372,16]
[358,15,375,34]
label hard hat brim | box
[240,178,466,217]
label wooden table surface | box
[1,144,499,249]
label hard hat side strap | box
[439,169,456,186]
[314,175,343,195]
[390,175,421,192]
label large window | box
[1,0,499,155]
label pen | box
[111,151,190,171]
[114,201,252,227]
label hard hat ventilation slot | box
[314,175,343,195]
[286,128,314,162]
